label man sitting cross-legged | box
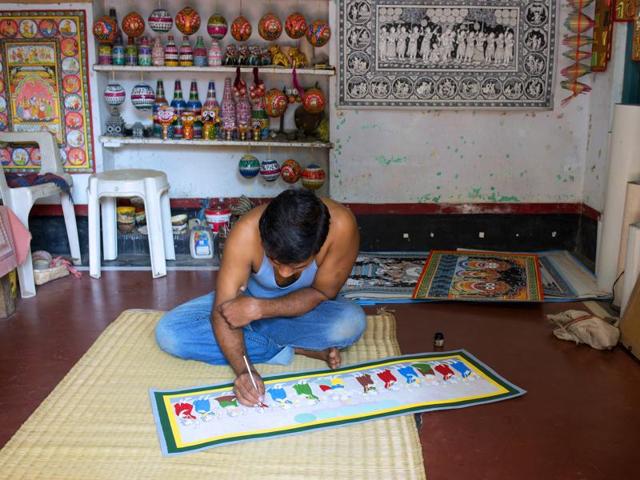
[155,189,366,406]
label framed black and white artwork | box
[338,0,557,109]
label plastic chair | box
[0,131,81,298]
[87,169,175,279]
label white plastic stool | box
[87,169,175,279]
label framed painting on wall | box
[338,0,557,109]
[0,10,94,172]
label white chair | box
[87,169,175,279]
[0,131,81,298]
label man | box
[155,189,366,406]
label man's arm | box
[211,219,265,406]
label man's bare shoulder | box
[322,198,357,231]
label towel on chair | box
[0,206,31,277]
[5,173,71,195]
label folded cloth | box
[547,310,620,350]
[0,206,32,277]
[5,173,71,195]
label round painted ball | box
[238,154,260,178]
[104,82,126,106]
[175,6,201,36]
[260,159,281,182]
[285,12,307,39]
[281,159,302,184]
[306,20,331,47]
[258,12,282,41]
[302,87,326,114]
[93,16,118,44]
[302,164,326,190]
[130,83,155,110]
[231,15,252,41]
[207,14,228,40]
[148,8,173,33]
[264,88,288,118]
[122,11,145,38]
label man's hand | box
[217,295,262,329]
[234,370,265,407]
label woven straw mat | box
[0,310,425,480]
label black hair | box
[259,189,330,264]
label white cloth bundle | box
[547,310,620,350]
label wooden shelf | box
[99,136,332,149]
[93,65,335,76]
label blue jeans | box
[155,292,367,366]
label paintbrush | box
[243,354,267,408]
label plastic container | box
[205,198,231,233]
[190,224,214,259]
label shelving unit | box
[99,136,333,149]
[93,65,335,76]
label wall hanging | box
[338,0,557,109]
[0,10,94,172]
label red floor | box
[1,271,639,479]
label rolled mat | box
[0,310,425,480]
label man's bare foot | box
[294,347,341,369]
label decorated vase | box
[220,77,237,134]
[122,11,145,38]
[260,159,281,182]
[258,12,282,41]
[302,164,326,190]
[238,154,260,178]
[207,40,223,66]
[285,12,307,39]
[231,15,252,41]
[104,83,126,106]
[148,8,172,33]
[281,159,302,184]
[176,6,201,36]
[306,20,331,47]
[264,88,288,117]
[207,14,228,40]
[131,83,156,110]
[93,15,118,44]
[302,87,326,114]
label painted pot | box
[302,164,326,190]
[306,20,331,47]
[264,88,288,117]
[238,154,260,178]
[207,14,228,40]
[285,12,307,39]
[93,15,118,44]
[176,6,201,36]
[104,82,126,106]
[131,83,156,110]
[258,12,282,41]
[122,11,145,38]
[231,15,252,41]
[148,8,172,33]
[260,159,281,182]
[280,159,302,184]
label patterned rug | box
[412,250,543,301]
[342,250,608,304]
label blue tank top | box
[246,254,318,299]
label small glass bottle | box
[153,79,168,138]
[170,80,187,138]
[111,36,125,65]
[125,36,137,66]
[138,36,152,66]
[164,35,178,67]
[179,36,194,67]
[193,35,208,67]
[152,37,164,66]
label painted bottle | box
[220,77,236,140]
[170,80,187,139]
[202,81,220,139]
[187,80,203,138]
[153,79,168,138]
[193,35,208,67]
[112,36,125,65]
[207,40,223,66]
[152,37,164,66]
[125,36,138,66]
[98,44,112,65]
[138,36,152,66]
[179,36,194,67]
[164,35,179,66]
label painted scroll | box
[150,350,525,455]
